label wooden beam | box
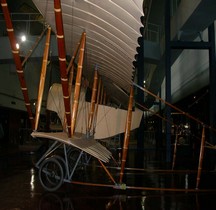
[22,27,47,66]
[93,77,102,132]
[196,126,205,189]
[100,85,104,104]
[119,86,134,183]
[54,0,71,136]
[34,27,51,131]
[88,68,98,134]
[71,32,86,136]
[0,0,35,129]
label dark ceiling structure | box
[1,0,216,113]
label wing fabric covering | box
[47,83,143,139]
[31,131,111,163]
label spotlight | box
[21,35,26,42]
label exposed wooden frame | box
[22,27,48,67]
[0,0,35,129]
[88,68,98,134]
[172,127,179,170]
[71,32,86,136]
[93,77,102,132]
[119,86,134,183]
[54,0,71,136]
[196,126,205,189]
[34,27,51,130]
[100,85,104,105]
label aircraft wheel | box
[52,155,67,179]
[39,157,64,192]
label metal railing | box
[143,0,182,43]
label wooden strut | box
[119,86,134,183]
[100,84,104,105]
[68,64,75,96]
[54,0,71,136]
[34,27,51,131]
[71,180,216,192]
[134,84,215,189]
[134,83,216,133]
[93,77,102,132]
[0,0,35,129]
[71,32,86,136]
[98,159,116,185]
[66,36,82,74]
[103,91,107,105]
[22,27,48,67]
[172,127,179,170]
[66,40,82,128]
[67,35,83,95]
[196,126,205,189]
[88,68,98,134]
[136,101,177,128]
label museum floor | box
[1,143,216,210]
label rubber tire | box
[39,157,64,192]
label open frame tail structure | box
[134,83,216,190]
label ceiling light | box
[21,35,26,42]
[16,43,19,49]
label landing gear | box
[39,157,64,191]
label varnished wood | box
[88,68,98,133]
[135,83,216,132]
[100,85,104,104]
[71,32,86,136]
[68,65,75,96]
[93,77,102,132]
[172,128,179,170]
[22,27,48,66]
[34,27,51,130]
[119,86,134,183]
[67,37,82,94]
[54,0,71,136]
[66,36,82,74]
[196,126,205,189]
[0,0,35,129]
[98,159,116,184]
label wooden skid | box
[31,131,111,163]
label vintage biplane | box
[1,0,216,193]
[0,0,144,191]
